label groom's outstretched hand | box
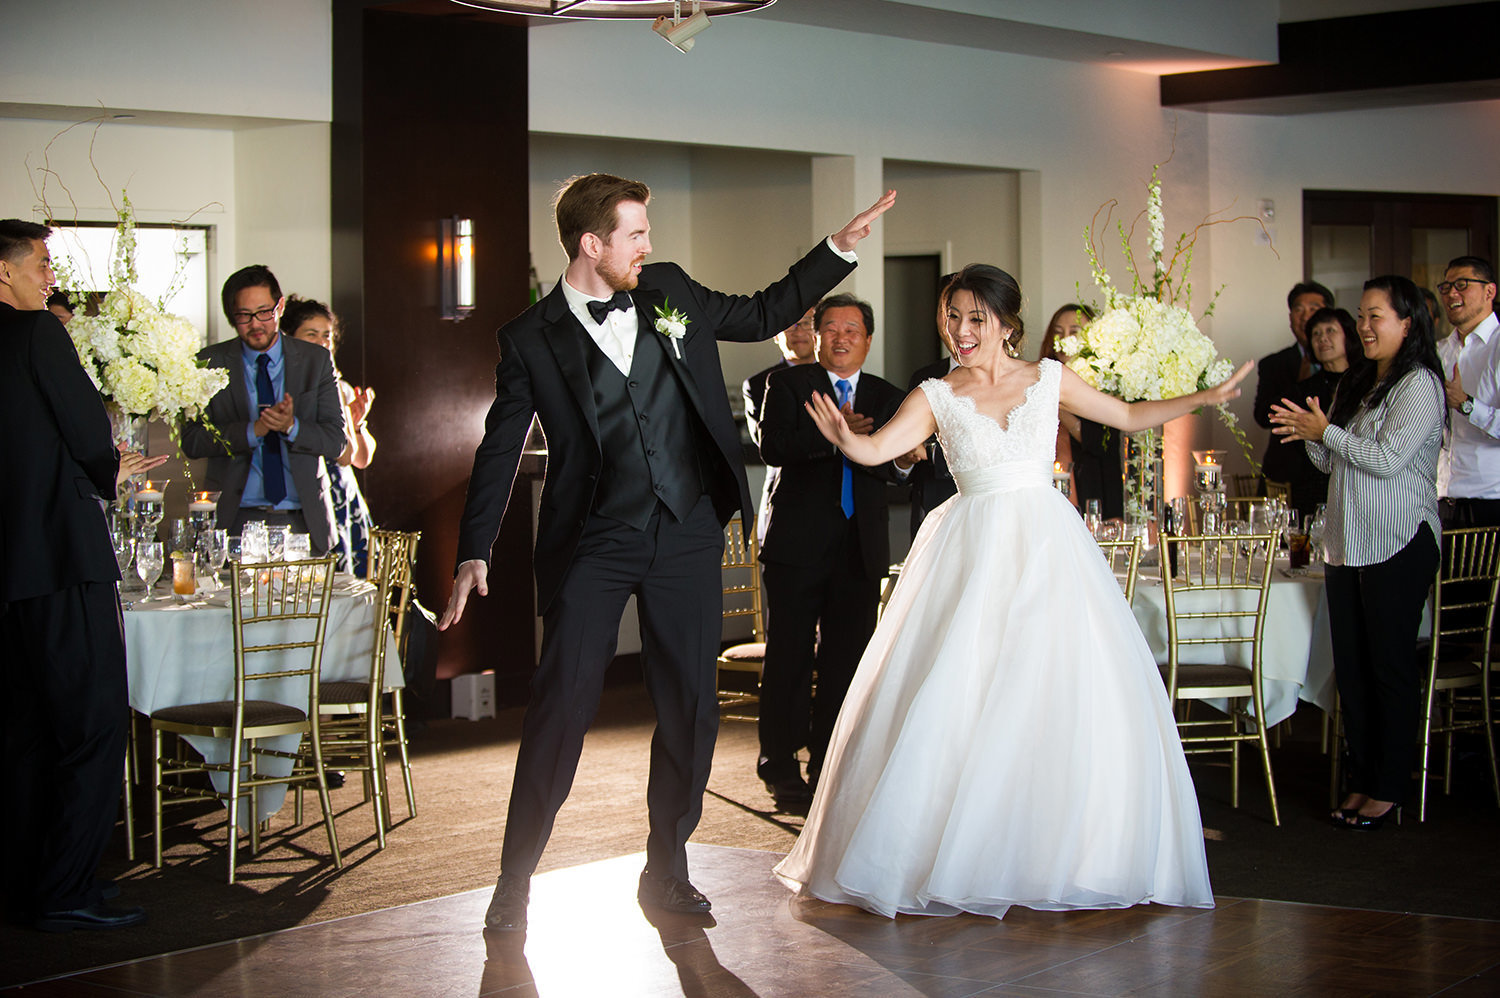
[439,559,489,630]
[831,190,898,254]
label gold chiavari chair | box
[717,519,765,721]
[1415,526,1500,820]
[150,556,341,883]
[1264,479,1292,504]
[1097,536,1143,603]
[1230,473,1261,499]
[311,529,421,845]
[1159,530,1281,825]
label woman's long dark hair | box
[1327,275,1443,428]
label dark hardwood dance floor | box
[8,844,1499,997]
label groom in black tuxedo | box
[441,174,895,931]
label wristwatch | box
[1461,395,1475,417]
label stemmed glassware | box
[134,479,169,541]
[1308,504,1327,564]
[136,540,164,602]
[110,521,135,591]
[1083,499,1103,539]
[198,528,229,589]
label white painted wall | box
[0,0,330,122]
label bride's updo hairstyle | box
[942,264,1026,358]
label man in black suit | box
[756,293,918,808]
[1253,281,1333,489]
[439,173,895,931]
[743,307,816,542]
[0,219,144,931]
[181,266,346,555]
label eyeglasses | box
[230,305,279,326]
[1437,278,1495,295]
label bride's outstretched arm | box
[805,387,937,467]
[1057,361,1254,432]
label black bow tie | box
[587,291,633,324]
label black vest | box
[585,327,707,531]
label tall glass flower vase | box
[1125,428,1163,562]
[108,404,148,455]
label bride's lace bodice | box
[919,359,1061,475]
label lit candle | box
[1194,456,1221,493]
[135,489,164,503]
[188,500,217,512]
[1052,461,1071,496]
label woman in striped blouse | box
[1270,275,1445,830]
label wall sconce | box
[440,216,475,320]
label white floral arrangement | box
[1055,161,1264,523]
[653,299,689,359]
[1060,166,1236,404]
[60,195,228,441]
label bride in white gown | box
[773,264,1251,919]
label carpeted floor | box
[3,687,1498,987]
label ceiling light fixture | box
[448,1,776,19]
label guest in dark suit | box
[439,173,896,931]
[905,271,959,539]
[1041,304,1124,519]
[743,307,816,542]
[0,219,145,931]
[181,266,346,555]
[757,293,918,807]
[1253,281,1333,490]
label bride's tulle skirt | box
[773,483,1213,919]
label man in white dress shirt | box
[1436,255,1500,528]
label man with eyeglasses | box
[1436,255,1500,528]
[181,265,346,553]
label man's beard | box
[596,255,640,293]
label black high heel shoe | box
[1337,804,1401,831]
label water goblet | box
[199,528,229,589]
[266,524,288,562]
[284,531,311,561]
[1082,498,1103,539]
[136,541,164,601]
[1099,519,1123,544]
[241,522,268,564]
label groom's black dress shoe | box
[483,874,529,932]
[35,904,145,933]
[638,872,712,914]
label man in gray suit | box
[182,265,346,553]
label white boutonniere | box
[653,299,689,359]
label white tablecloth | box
[1127,564,1334,727]
[124,575,402,823]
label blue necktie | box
[256,354,286,504]
[835,378,854,519]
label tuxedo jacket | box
[758,361,905,579]
[455,242,855,614]
[181,335,346,552]
[1253,342,1307,484]
[0,304,120,603]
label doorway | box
[1303,190,1498,332]
[883,253,945,387]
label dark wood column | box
[332,2,535,696]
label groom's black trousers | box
[499,495,724,882]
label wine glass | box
[110,524,135,577]
[241,522,268,564]
[1308,507,1327,564]
[136,541,164,601]
[199,528,229,588]
[1082,499,1102,539]
[266,524,288,562]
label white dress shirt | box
[561,279,637,375]
[1436,311,1500,498]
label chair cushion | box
[151,700,307,728]
[1161,663,1254,694]
[321,681,373,705]
[718,642,765,671]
